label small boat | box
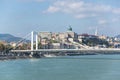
[44,54,56,57]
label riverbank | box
[1,51,120,60]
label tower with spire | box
[95,27,98,36]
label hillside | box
[0,34,22,42]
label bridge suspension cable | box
[13,32,31,50]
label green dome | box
[68,26,72,31]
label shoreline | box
[0,52,120,61]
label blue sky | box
[0,0,120,37]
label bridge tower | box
[31,31,34,56]
[31,31,34,51]
[36,34,38,50]
[31,31,39,51]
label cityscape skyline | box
[0,0,120,37]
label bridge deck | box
[10,48,120,53]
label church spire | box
[95,27,98,36]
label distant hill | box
[0,34,23,42]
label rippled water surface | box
[0,55,120,80]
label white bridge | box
[10,31,120,55]
[10,48,120,53]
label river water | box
[0,55,120,80]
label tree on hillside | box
[82,38,109,47]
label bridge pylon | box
[30,31,39,57]
[31,31,34,51]
[36,34,38,50]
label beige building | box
[58,32,68,42]
[0,40,8,46]
[58,31,78,42]
[38,32,52,40]
[51,33,59,41]
[99,35,107,40]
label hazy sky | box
[0,0,120,37]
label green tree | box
[50,39,59,43]
[82,38,109,47]
[0,42,5,51]
[38,42,42,49]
